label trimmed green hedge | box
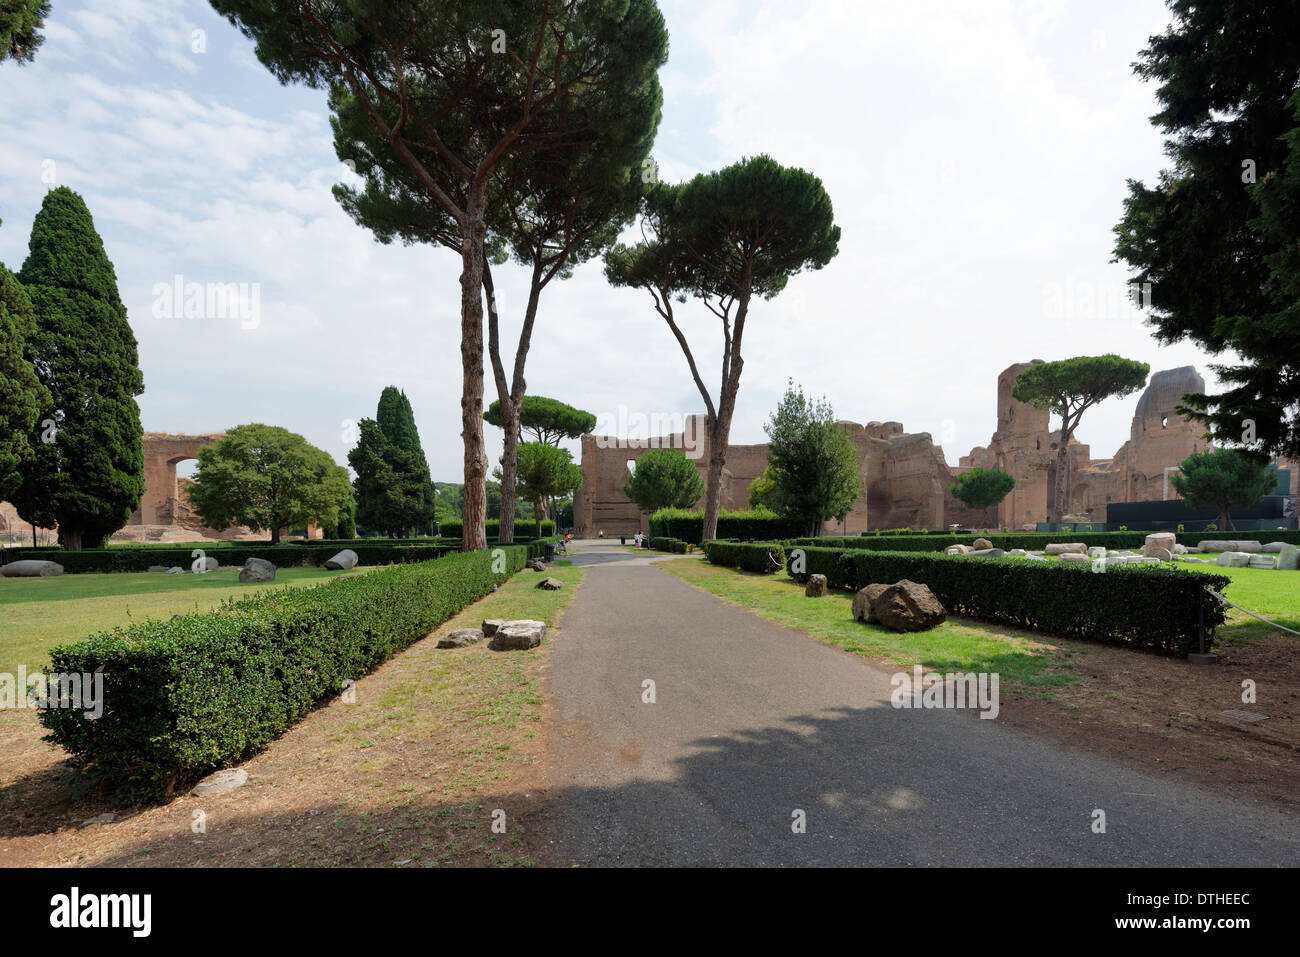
[702,540,787,574]
[650,508,806,544]
[437,519,554,539]
[647,536,689,554]
[1,542,457,574]
[767,544,1229,657]
[40,547,530,802]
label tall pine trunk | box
[459,199,489,552]
[1054,441,1070,523]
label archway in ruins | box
[131,433,225,526]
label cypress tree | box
[0,233,48,501]
[12,187,145,550]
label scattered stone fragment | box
[870,580,946,632]
[1059,553,1090,564]
[490,620,547,650]
[1045,543,1087,556]
[804,574,828,597]
[1277,545,1299,571]
[852,584,891,624]
[1215,551,1252,568]
[526,557,547,572]
[944,545,970,555]
[324,549,359,570]
[972,538,993,550]
[537,577,563,590]
[239,557,276,582]
[482,619,505,637]
[191,768,249,796]
[1,560,65,577]
[438,628,485,648]
[166,566,186,575]
[80,813,116,828]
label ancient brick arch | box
[130,432,225,526]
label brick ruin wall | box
[575,362,1300,536]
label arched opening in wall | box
[1161,415,1168,430]
[167,456,199,525]
[1072,482,1091,516]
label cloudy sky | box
[0,0,1224,482]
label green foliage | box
[701,540,787,574]
[484,395,597,445]
[646,536,689,554]
[349,412,434,538]
[12,187,145,550]
[604,154,841,541]
[514,442,582,538]
[0,255,48,500]
[788,530,1300,552]
[623,448,704,515]
[436,518,554,540]
[763,381,862,536]
[0,0,49,63]
[1170,447,1278,530]
[950,467,1017,522]
[747,466,777,510]
[648,507,807,544]
[1113,2,1300,459]
[188,424,351,545]
[758,545,1230,657]
[1011,355,1149,520]
[1,541,457,574]
[40,548,529,801]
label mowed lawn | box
[659,556,1300,692]
[0,566,376,675]
[659,556,1077,692]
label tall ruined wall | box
[575,362,1287,536]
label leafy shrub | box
[646,536,689,554]
[649,508,806,543]
[40,547,530,802]
[702,540,787,574]
[770,544,1229,657]
[437,519,554,539]
[787,529,1300,553]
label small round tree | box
[188,424,351,544]
[951,467,1017,527]
[515,442,583,539]
[624,448,705,517]
[1170,448,1277,531]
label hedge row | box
[790,529,1300,553]
[437,519,554,539]
[702,540,788,574]
[649,508,807,544]
[40,546,531,802]
[646,536,690,554]
[1,542,459,574]
[768,544,1229,657]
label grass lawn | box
[0,566,376,675]
[658,557,1077,693]
[1,560,585,867]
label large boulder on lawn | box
[490,620,547,650]
[239,557,277,582]
[804,573,828,597]
[324,549,358,571]
[1277,545,1300,571]
[1045,543,1086,556]
[1143,532,1176,554]
[967,548,1006,558]
[1141,545,1173,562]
[870,580,946,632]
[537,577,563,590]
[852,584,891,623]
[1228,540,1262,553]
[1249,555,1277,570]
[0,559,64,577]
[482,619,505,637]
[944,544,970,555]
[1058,552,1090,564]
[1197,540,1232,553]
[438,628,485,649]
[526,557,547,572]
[1263,541,1291,553]
[972,538,993,550]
